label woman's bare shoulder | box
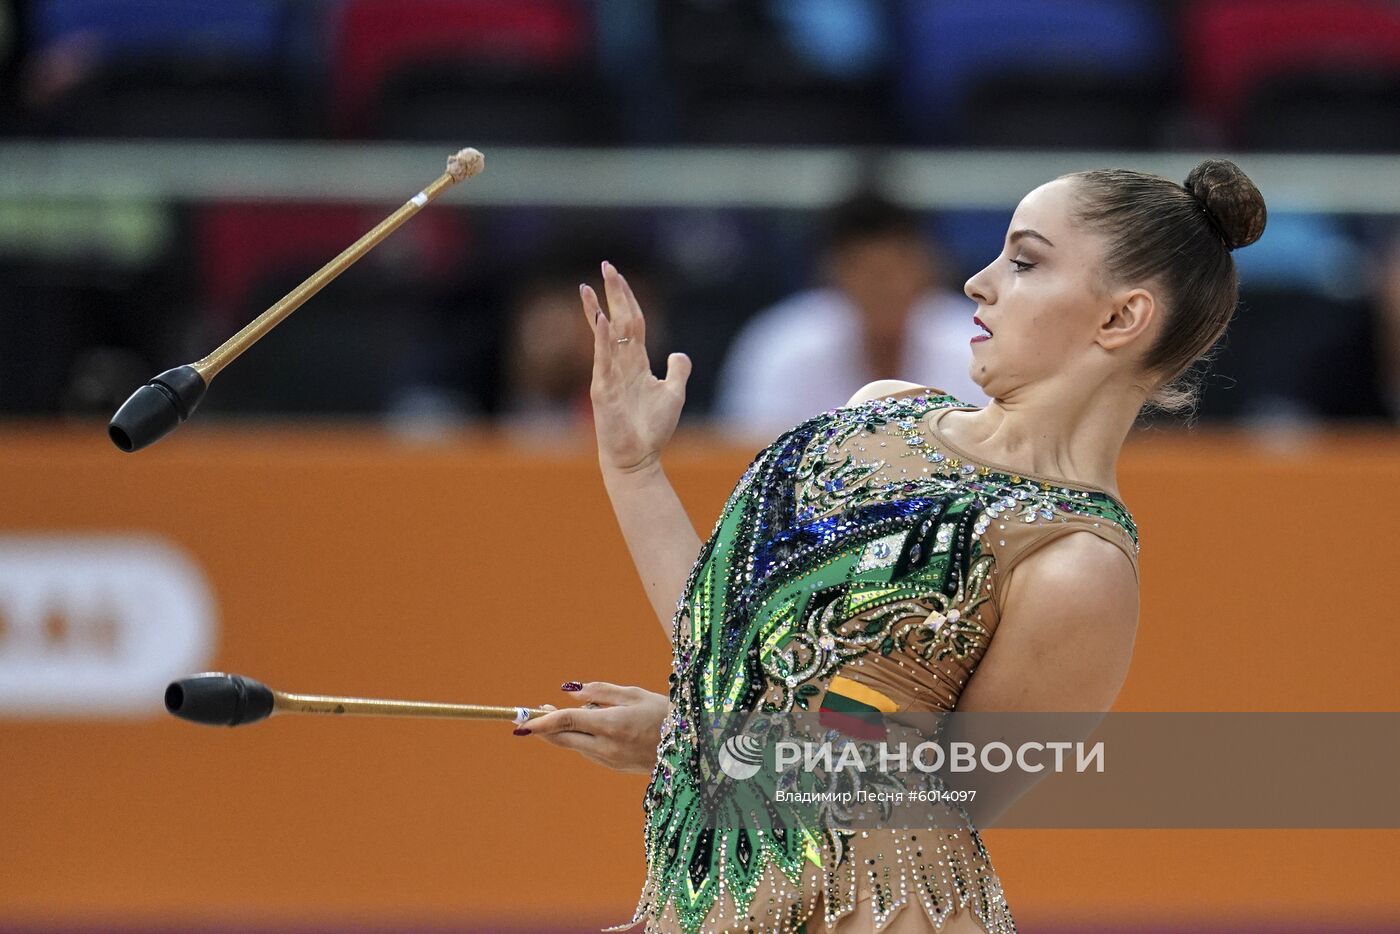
[843,380,940,407]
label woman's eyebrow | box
[1009,228,1056,248]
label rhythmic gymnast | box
[519,160,1266,933]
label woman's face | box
[962,178,1124,399]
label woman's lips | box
[971,316,992,343]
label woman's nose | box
[964,267,994,305]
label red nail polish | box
[562,681,583,692]
[513,728,531,736]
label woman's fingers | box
[580,281,603,328]
[608,262,648,326]
[581,283,615,389]
[517,687,670,773]
[535,727,606,759]
[571,680,642,707]
[664,352,692,393]
[526,705,605,736]
[599,261,630,331]
[601,261,647,349]
[524,706,618,762]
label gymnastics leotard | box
[615,386,1140,934]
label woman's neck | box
[937,376,1145,500]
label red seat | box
[192,202,476,413]
[1183,0,1400,133]
[330,0,591,137]
[197,202,471,329]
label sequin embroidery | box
[615,391,1139,934]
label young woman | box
[518,161,1267,933]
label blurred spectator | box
[498,243,671,438]
[713,191,986,442]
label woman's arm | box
[582,263,702,636]
[600,463,703,639]
[942,530,1140,826]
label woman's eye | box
[1009,259,1035,273]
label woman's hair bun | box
[1183,159,1267,251]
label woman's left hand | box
[518,681,669,773]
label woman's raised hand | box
[581,262,691,476]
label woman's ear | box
[1097,287,1157,353]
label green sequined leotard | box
[614,388,1140,934]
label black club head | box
[165,673,274,727]
[109,365,208,452]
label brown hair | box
[1062,159,1267,413]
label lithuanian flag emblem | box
[819,676,898,740]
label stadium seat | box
[201,264,441,414]
[956,70,1172,149]
[26,0,301,138]
[196,202,469,322]
[895,0,1170,146]
[1183,0,1400,149]
[657,0,898,145]
[32,0,285,53]
[193,202,472,413]
[331,0,615,143]
[1240,69,1400,153]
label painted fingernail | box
[512,728,532,736]
[562,681,583,692]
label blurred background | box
[1,1,1399,932]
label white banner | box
[0,535,217,717]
